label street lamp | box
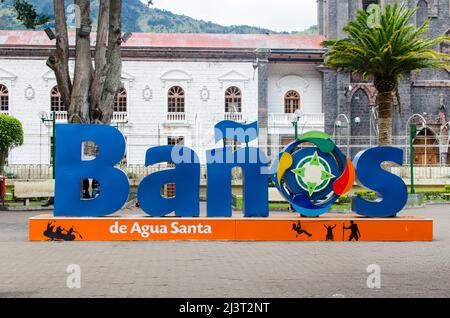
[369,106,379,147]
[291,109,302,140]
[333,114,351,157]
[44,28,56,40]
[439,121,450,166]
[121,32,133,43]
[39,111,56,179]
[405,114,427,195]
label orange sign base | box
[29,214,433,242]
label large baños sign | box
[54,121,408,218]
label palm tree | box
[322,3,450,146]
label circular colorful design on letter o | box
[273,131,356,217]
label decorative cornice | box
[0,67,18,86]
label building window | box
[362,0,379,11]
[416,0,428,27]
[225,86,242,113]
[0,84,9,113]
[50,86,66,112]
[168,86,185,113]
[114,88,127,113]
[167,136,185,147]
[284,90,301,113]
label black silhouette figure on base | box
[344,221,361,241]
[44,222,83,241]
[324,224,336,241]
[292,221,312,238]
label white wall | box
[267,62,324,140]
[0,58,259,165]
[268,62,322,114]
[0,58,54,166]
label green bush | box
[0,115,24,174]
[336,195,351,204]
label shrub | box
[336,195,351,204]
[0,115,24,174]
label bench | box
[443,193,450,201]
[14,180,55,206]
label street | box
[0,205,449,298]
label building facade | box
[319,0,450,164]
[1,0,449,177]
[0,31,324,170]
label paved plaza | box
[0,205,449,298]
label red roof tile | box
[0,30,324,50]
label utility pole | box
[41,111,56,179]
[410,123,417,194]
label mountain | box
[0,0,317,34]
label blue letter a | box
[54,124,130,217]
[137,146,200,217]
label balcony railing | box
[224,112,244,122]
[167,112,186,122]
[50,111,68,122]
[269,113,325,126]
[112,112,128,122]
[49,111,128,123]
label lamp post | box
[369,106,379,147]
[40,111,56,179]
[405,114,427,195]
[333,114,350,157]
[409,124,417,194]
[439,122,450,166]
[292,109,302,140]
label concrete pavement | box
[0,205,449,298]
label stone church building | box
[319,0,450,164]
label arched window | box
[168,86,185,113]
[114,88,127,113]
[416,0,428,27]
[284,90,301,113]
[362,0,379,11]
[0,84,9,113]
[50,86,66,112]
[413,127,439,165]
[225,86,242,113]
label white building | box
[0,30,325,170]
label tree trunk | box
[0,149,7,175]
[48,0,72,108]
[377,91,393,146]
[99,0,122,125]
[69,0,93,123]
[48,0,122,125]
[90,0,110,123]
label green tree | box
[0,115,24,174]
[0,0,49,29]
[3,0,129,125]
[322,3,450,145]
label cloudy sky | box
[147,0,318,32]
